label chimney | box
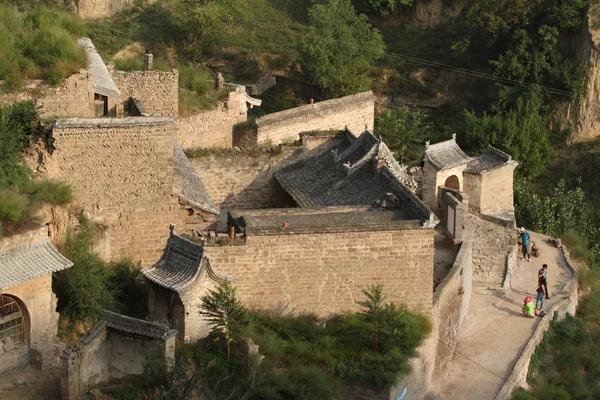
[215,72,224,89]
[143,49,153,71]
[310,98,314,105]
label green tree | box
[300,0,385,97]
[462,90,552,179]
[185,0,232,60]
[200,281,248,359]
[53,218,116,321]
[375,108,431,164]
[352,0,413,17]
[356,283,389,348]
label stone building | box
[146,130,438,341]
[0,226,73,375]
[142,226,231,342]
[415,134,518,215]
[60,310,176,399]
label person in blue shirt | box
[519,227,531,262]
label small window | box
[0,295,24,344]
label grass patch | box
[0,4,87,90]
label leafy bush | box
[462,90,552,179]
[53,219,116,321]
[0,4,87,89]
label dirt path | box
[0,366,60,400]
[427,233,572,400]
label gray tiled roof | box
[0,238,73,290]
[274,131,419,209]
[78,38,121,98]
[173,139,219,214]
[142,232,205,292]
[421,137,472,170]
[102,310,177,339]
[464,146,512,174]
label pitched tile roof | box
[101,310,177,339]
[274,131,419,209]
[173,139,219,214]
[419,137,472,170]
[142,230,206,292]
[78,38,121,98]
[464,146,513,174]
[0,238,73,290]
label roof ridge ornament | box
[452,133,457,140]
[169,223,176,235]
[425,140,430,148]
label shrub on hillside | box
[0,4,87,89]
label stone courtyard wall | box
[254,91,375,145]
[111,70,179,120]
[0,71,94,119]
[464,164,517,214]
[42,118,186,267]
[176,86,248,149]
[206,227,434,317]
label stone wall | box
[40,118,186,267]
[190,147,305,209]
[176,86,248,149]
[76,0,137,19]
[464,164,517,214]
[392,230,473,400]
[0,71,94,119]
[60,321,176,400]
[206,227,434,317]
[465,214,515,285]
[111,70,179,120]
[254,91,375,145]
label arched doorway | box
[444,175,460,190]
[0,295,26,345]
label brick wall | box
[111,70,179,120]
[189,147,305,209]
[206,228,434,316]
[0,71,94,119]
[254,91,375,145]
[176,87,248,149]
[41,118,186,266]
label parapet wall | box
[176,87,248,149]
[254,91,375,145]
[206,227,434,316]
[41,117,186,266]
[0,71,94,119]
[392,230,473,400]
[111,70,179,120]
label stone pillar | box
[144,50,153,71]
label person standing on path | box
[538,264,550,299]
[535,284,545,311]
[519,227,532,262]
